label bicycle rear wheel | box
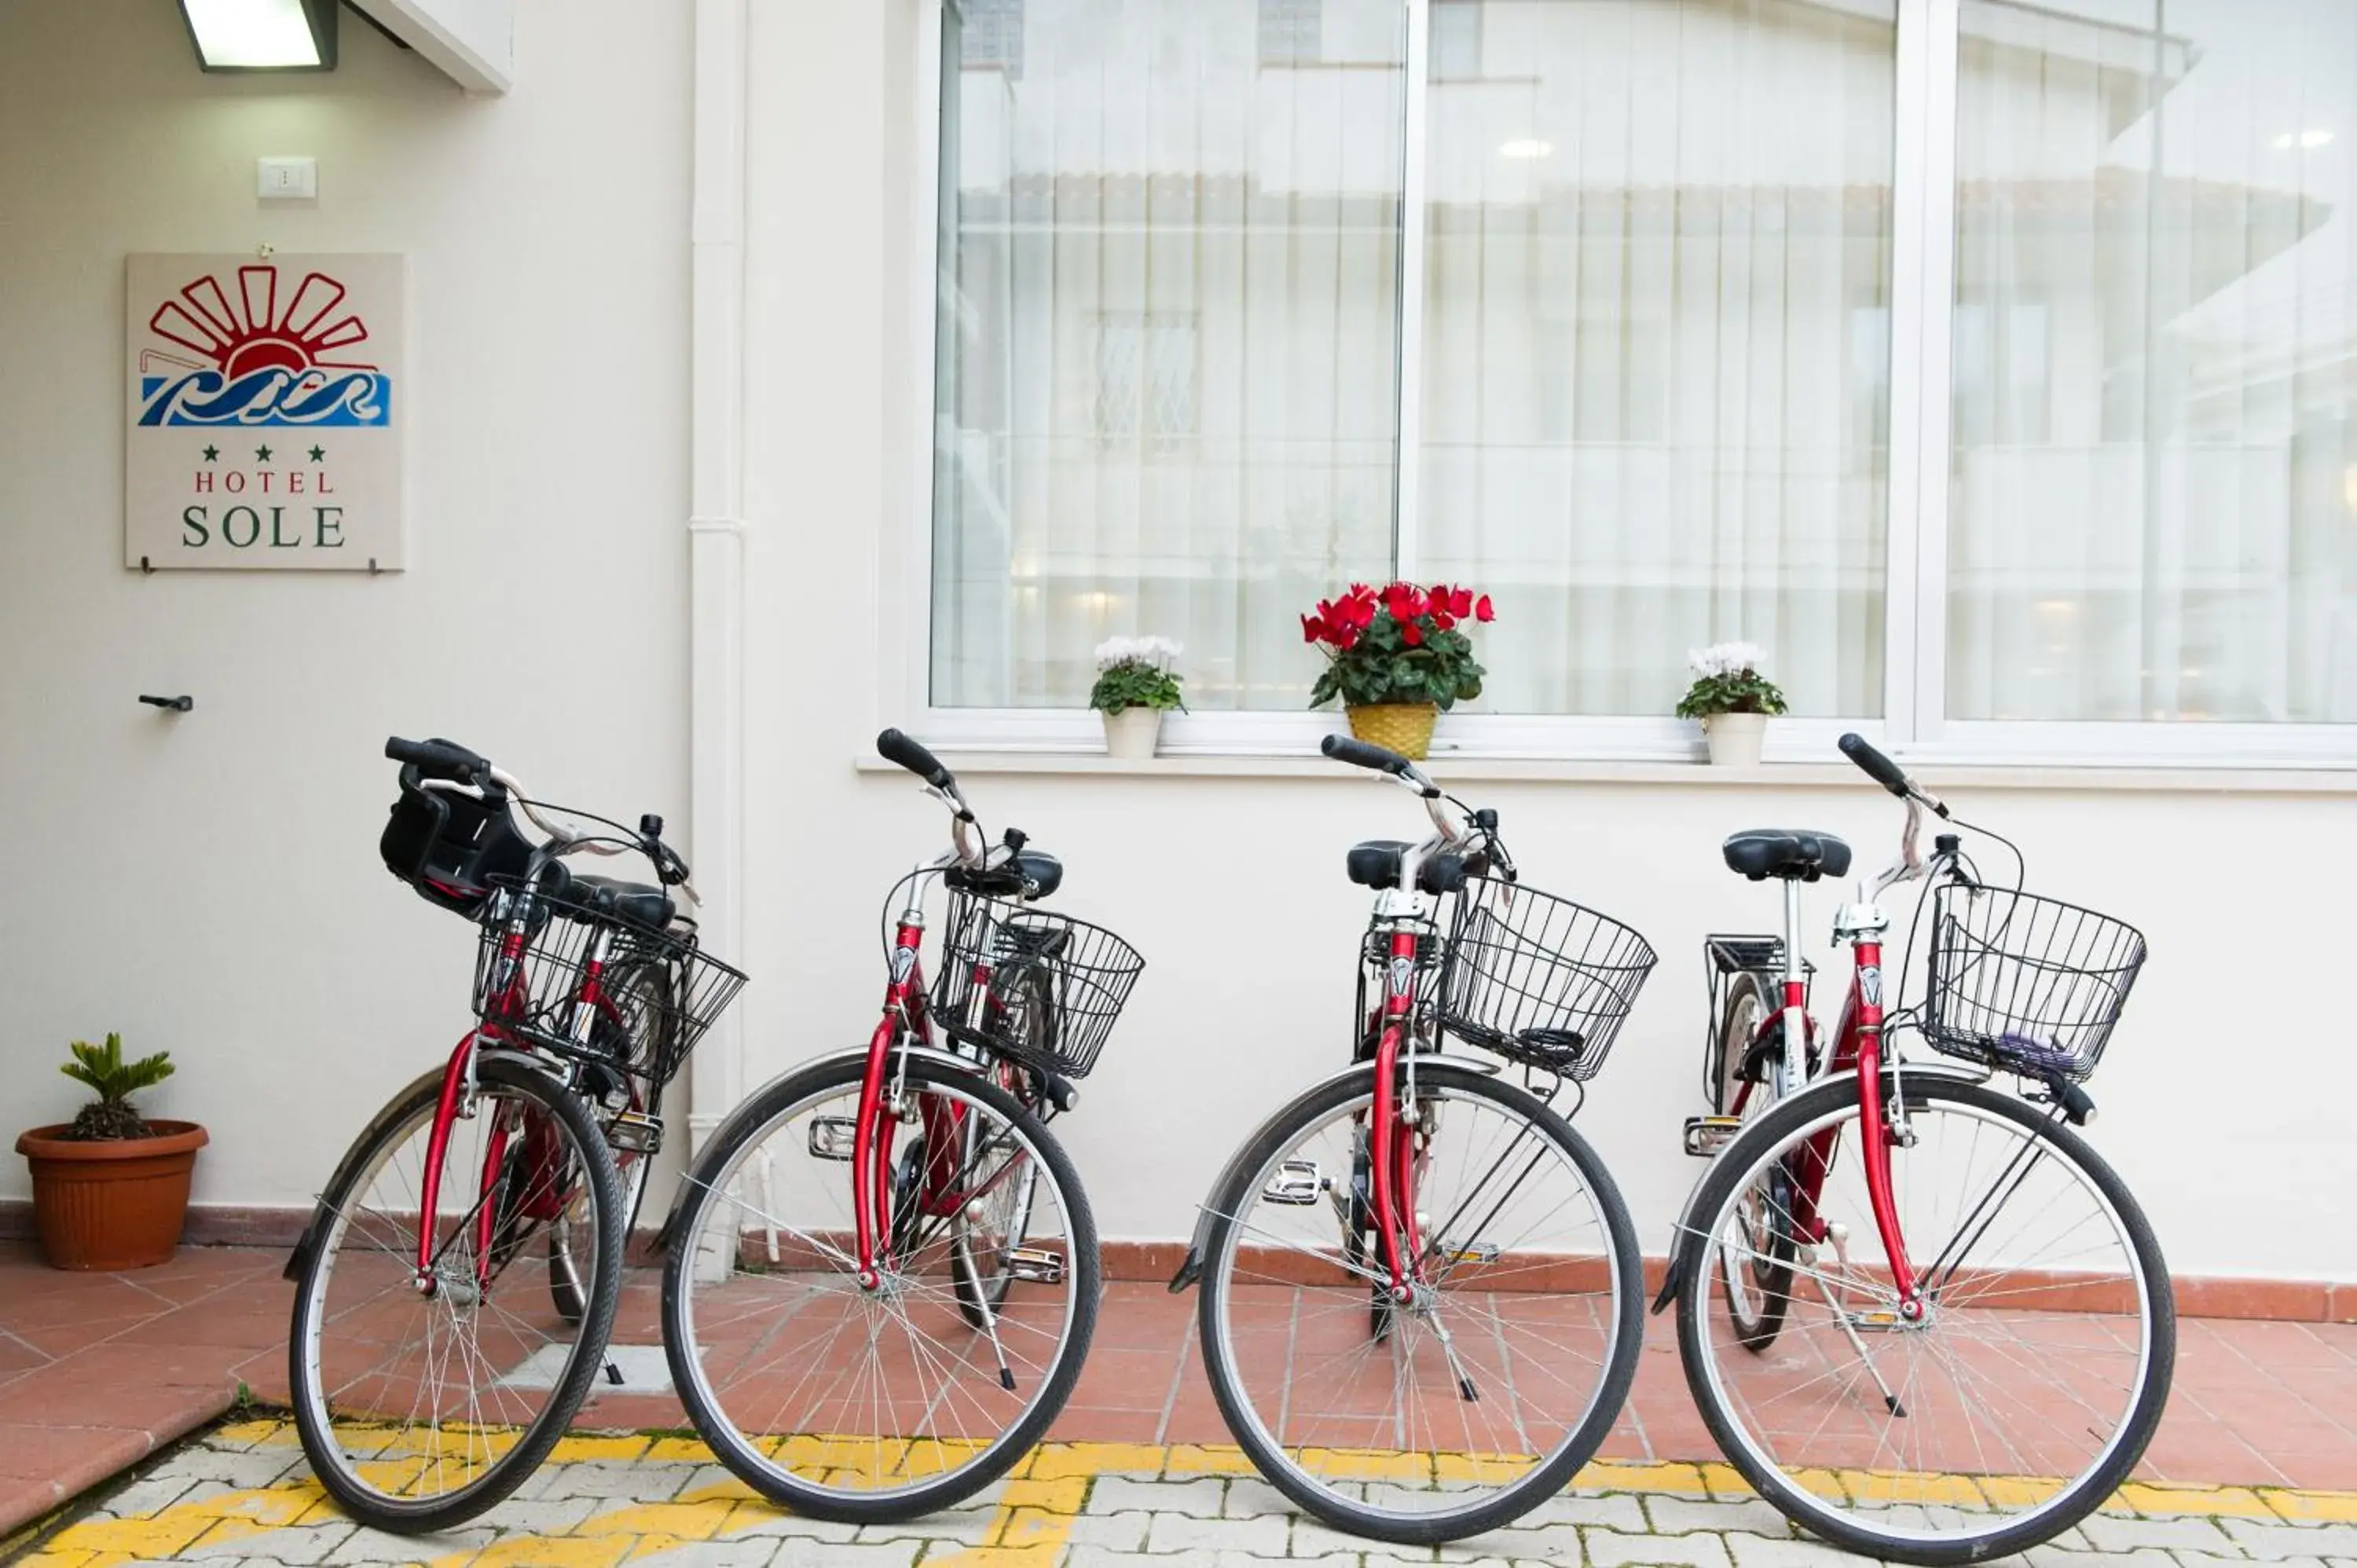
[1196,1057,1643,1545]
[1714,973,1797,1351]
[1677,1072,2173,1566]
[663,1053,1098,1522]
[288,1052,623,1533]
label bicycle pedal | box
[1683,1116,1742,1156]
[1848,1308,1904,1332]
[606,1111,663,1156]
[1006,1247,1065,1284]
[1260,1158,1326,1206]
[1438,1240,1500,1265]
[807,1116,857,1161]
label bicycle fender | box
[650,1042,1005,1257]
[281,1050,563,1282]
[1648,1057,1994,1315]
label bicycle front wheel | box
[1197,1058,1643,1545]
[1678,1072,2174,1566]
[288,1052,624,1533]
[663,1053,1099,1522]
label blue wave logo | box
[138,368,391,428]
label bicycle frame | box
[412,917,635,1293]
[849,903,1030,1289]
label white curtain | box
[931,0,1408,710]
[1948,0,2357,723]
[1418,0,1897,717]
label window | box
[922,0,2357,760]
[1946,0,2357,728]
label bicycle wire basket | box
[1916,883,2145,1083]
[472,876,748,1097]
[1437,879,1658,1079]
[931,892,1145,1080]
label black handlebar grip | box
[877,727,953,789]
[1320,733,1411,775]
[1837,731,1912,798]
[385,735,490,780]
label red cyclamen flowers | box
[1303,580,1494,650]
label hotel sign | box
[125,254,405,571]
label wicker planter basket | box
[1345,702,1439,760]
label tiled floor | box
[6,1244,2357,1544]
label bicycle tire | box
[1713,972,1796,1351]
[1677,1071,2174,1566]
[662,1052,1100,1523]
[1197,1057,1644,1545]
[288,1053,624,1533]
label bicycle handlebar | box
[386,735,491,782]
[877,728,954,790]
[1321,733,1411,777]
[1838,731,1949,819]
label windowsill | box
[854,749,2357,794]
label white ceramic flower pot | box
[1703,711,1768,767]
[1102,707,1163,760]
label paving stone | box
[1294,1515,1422,1556]
[764,1543,922,1568]
[1061,1511,1154,1550]
[1507,1492,1648,1531]
[483,1497,607,1535]
[169,1450,309,1489]
[320,1525,498,1563]
[2080,1516,2242,1555]
[713,1507,864,1544]
[1222,1478,1296,1518]
[627,1541,783,1567]
[184,1522,357,1564]
[1089,1475,1230,1518]
[1721,1533,1859,1568]
[2227,1522,2357,1561]
[1585,1524,1735,1568]
[1644,1497,1793,1537]
[96,1475,203,1518]
[1064,1549,1221,1568]
[856,1509,995,1546]
[1148,1511,1295,1554]
[1437,1526,1581,1562]
[522,1460,698,1502]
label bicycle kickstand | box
[1813,1222,1908,1418]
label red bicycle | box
[285,738,743,1533]
[1662,733,2173,1565]
[654,730,1140,1522]
[1176,735,1651,1544]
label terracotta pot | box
[1702,711,1769,766]
[1100,706,1163,760]
[1345,702,1439,760]
[15,1121,207,1270]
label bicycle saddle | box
[1721,830,1852,883]
[945,848,1063,901]
[1347,839,1475,895]
[566,873,677,930]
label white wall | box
[0,2,692,1207]
[4,0,2352,1289]
[735,1,2357,1287]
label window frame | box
[892,0,2357,770]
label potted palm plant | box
[1302,581,1494,760]
[15,1035,206,1269]
[1677,642,1789,766]
[1091,636,1186,759]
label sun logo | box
[136,263,390,428]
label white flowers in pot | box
[1677,642,1788,766]
[1091,636,1186,759]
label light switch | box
[257,157,317,200]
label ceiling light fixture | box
[1499,139,1555,160]
[2271,129,2334,150]
[178,0,337,71]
